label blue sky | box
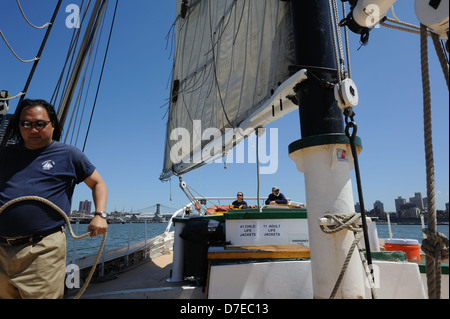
[1,0,448,214]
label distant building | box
[410,192,424,210]
[373,200,384,212]
[399,202,420,219]
[79,200,92,215]
[395,196,406,213]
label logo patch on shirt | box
[42,160,55,171]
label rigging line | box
[208,1,233,127]
[51,0,89,106]
[66,5,107,146]
[178,64,213,95]
[16,0,60,91]
[203,0,236,56]
[50,28,80,105]
[164,20,176,61]
[186,1,209,92]
[63,6,99,145]
[385,16,420,31]
[341,1,351,79]
[380,17,434,37]
[331,0,346,78]
[175,17,214,93]
[0,92,25,101]
[16,0,51,29]
[234,0,250,125]
[166,13,193,122]
[256,128,261,211]
[175,74,214,132]
[65,28,99,145]
[430,32,449,89]
[0,0,62,148]
[228,0,248,122]
[390,5,400,22]
[71,31,103,148]
[180,1,212,127]
[250,0,269,124]
[222,1,241,122]
[380,21,421,35]
[60,5,93,144]
[65,76,85,145]
[75,34,104,147]
[185,182,219,211]
[233,0,246,45]
[328,0,342,84]
[69,84,85,146]
[420,23,440,299]
[82,0,118,152]
[0,30,39,63]
[171,50,213,128]
[57,0,105,130]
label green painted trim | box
[175,210,308,223]
[365,251,407,262]
[419,262,449,275]
[288,133,362,154]
[224,209,307,220]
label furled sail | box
[161,0,300,181]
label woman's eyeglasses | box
[20,120,51,129]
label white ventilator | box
[351,0,398,28]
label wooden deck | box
[78,250,204,299]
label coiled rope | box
[320,213,378,299]
[0,196,107,299]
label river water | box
[65,222,171,261]
[65,221,449,261]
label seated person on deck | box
[231,192,248,209]
[265,186,288,205]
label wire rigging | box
[65,3,107,146]
[82,0,118,152]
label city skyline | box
[357,191,449,214]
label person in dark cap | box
[265,186,287,205]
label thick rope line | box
[0,196,106,299]
[420,23,440,299]
[320,213,378,299]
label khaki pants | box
[0,229,66,299]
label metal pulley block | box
[415,0,449,40]
[334,78,359,110]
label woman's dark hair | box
[10,99,62,143]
